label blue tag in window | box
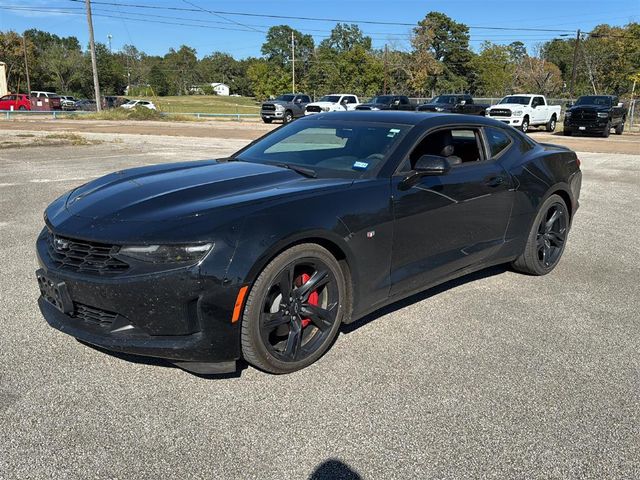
[353,161,369,170]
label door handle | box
[486,176,504,187]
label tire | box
[546,115,557,132]
[511,194,570,276]
[615,121,624,135]
[241,243,347,374]
[563,128,572,136]
[283,110,293,124]
[520,116,529,133]
[262,118,272,124]
[18,106,27,111]
[601,121,611,138]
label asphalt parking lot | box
[0,130,639,479]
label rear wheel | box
[241,244,347,374]
[512,194,569,276]
[520,116,530,133]
[615,121,624,135]
[546,115,557,132]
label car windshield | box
[123,100,137,105]
[431,96,457,104]
[319,95,341,103]
[275,95,295,102]
[235,121,411,178]
[575,96,612,106]
[499,96,531,105]
[370,96,393,104]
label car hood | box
[61,160,351,223]
[357,103,389,108]
[569,104,610,111]
[307,101,339,108]
[490,103,527,109]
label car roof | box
[298,110,514,128]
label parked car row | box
[261,92,628,138]
[0,91,156,113]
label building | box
[210,83,230,96]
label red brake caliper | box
[298,273,318,328]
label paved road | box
[0,138,638,479]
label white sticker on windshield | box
[353,161,369,170]
[388,128,401,138]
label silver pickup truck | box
[260,94,311,124]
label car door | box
[0,95,11,110]
[390,126,514,296]
[533,97,547,123]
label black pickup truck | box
[416,94,489,115]
[563,95,627,137]
[355,95,414,111]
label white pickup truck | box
[486,94,561,133]
[304,94,360,115]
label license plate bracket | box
[36,269,74,314]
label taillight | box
[576,157,581,168]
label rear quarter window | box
[485,127,512,157]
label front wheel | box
[241,244,347,374]
[601,121,611,138]
[512,194,569,276]
[283,110,293,123]
[520,117,529,133]
[615,121,624,135]
[18,106,27,111]
[262,118,272,124]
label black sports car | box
[36,112,582,374]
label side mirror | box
[617,102,624,108]
[295,98,302,103]
[459,100,466,105]
[400,155,451,189]
[566,101,574,107]
[393,99,400,105]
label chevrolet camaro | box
[36,112,582,374]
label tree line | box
[1,12,638,100]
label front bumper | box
[36,231,241,373]
[564,118,609,133]
[261,110,284,120]
[492,116,523,126]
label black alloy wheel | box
[241,244,346,373]
[512,194,569,275]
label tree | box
[148,64,169,96]
[516,56,563,96]
[164,45,198,95]
[41,43,84,93]
[470,42,516,96]
[413,12,473,93]
[319,23,372,53]
[0,31,33,93]
[408,18,442,95]
[246,59,289,100]
[262,26,314,66]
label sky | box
[1,0,639,58]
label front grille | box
[73,302,118,327]
[489,109,511,117]
[305,105,322,113]
[573,109,597,121]
[47,233,129,275]
[355,105,372,110]
[261,103,275,111]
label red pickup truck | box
[0,94,31,111]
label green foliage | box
[471,42,516,96]
[319,24,372,53]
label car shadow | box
[76,340,248,379]
[341,264,509,335]
[308,459,362,480]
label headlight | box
[597,112,608,118]
[435,107,444,112]
[275,104,285,111]
[564,111,571,118]
[321,106,330,112]
[119,243,214,263]
[512,110,523,116]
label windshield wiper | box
[273,163,317,178]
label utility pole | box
[291,31,295,93]
[383,44,388,95]
[22,33,31,94]
[569,29,581,99]
[107,34,112,53]
[85,0,102,111]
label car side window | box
[347,96,357,104]
[534,96,545,107]
[301,96,311,103]
[407,127,484,170]
[485,127,512,158]
[400,97,409,105]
